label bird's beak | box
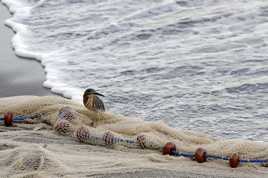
[95,92,105,97]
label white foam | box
[1,0,83,101]
[1,0,23,13]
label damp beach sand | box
[0,3,51,97]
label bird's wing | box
[85,95,95,111]
[85,95,105,112]
[95,96,105,111]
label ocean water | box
[1,0,268,141]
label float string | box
[171,150,268,164]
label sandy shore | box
[0,3,52,97]
[0,2,267,178]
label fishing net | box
[0,96,267,165]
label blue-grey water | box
[2,0,268,141]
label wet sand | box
[0,3,52,97]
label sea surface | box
[2,0,268,141]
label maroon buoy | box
[4,112,13,127]
[162,142,176,155]
[194,147,207,163]
[229,153,240,168]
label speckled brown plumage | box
[83,89,105,112]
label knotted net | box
[0,95,267,165]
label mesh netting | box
[0,96,268,163]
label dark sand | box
[0,3,52,97]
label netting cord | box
[1,114,268,165]
[0,113,44,123]
[171,150,268,164]
[73,126,268,165]
[0,115,28,123]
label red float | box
[229,153,240,168]
[194,147,207,163]
[162,142,176,155]
[4,112,13,127]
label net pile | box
[0,96,268,166]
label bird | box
[83,88,105,112]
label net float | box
[58,106,78,121]
[229,153,240,168]
[162,142,176,155]
[103,131,115,145]
[54,119,73,135]
[194,147,207,163]
[75,126,91,143]
[4,112,13,127]
[136,135,146,149]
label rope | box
[1,112,268,167]
[71,126,268,165]
[0,113,45,124]
[0,115,28,123]
[74,126,138,148]
[171,151,193,158]
[240,159,268,164]
[171,150,268,164]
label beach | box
[0,3,51,97]
[0,1,268,178]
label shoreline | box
[0,3,52,97]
